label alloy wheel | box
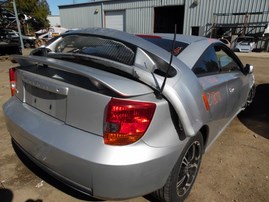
[176,140,202,197]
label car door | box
[193,46,229,137]
[215,45,248,118]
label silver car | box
[3,28,255,201]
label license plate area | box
[25,83,67,121]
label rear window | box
[139,36,188,56]
[54,35,136,65]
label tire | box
[153,132,204,202]
[246,85,256,107]
[240,84,256,115]
[24,42,31,48]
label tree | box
[6,0,51,30]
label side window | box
[193,46,219,76]
[214,46,240,73]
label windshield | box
[53,35,136,65]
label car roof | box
[64,28,183,67]
[156,34,207,45]
[66,28,211,53]
[63,28,217,70]
[177,37,220,68]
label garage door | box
[105,10,125,31]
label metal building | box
[59,0,269,38]
[47,15,61,27]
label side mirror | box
[244,64,254,74]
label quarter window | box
[193,47,219,76]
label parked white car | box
[233,36,256,52]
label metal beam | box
[213,11,269,16]
[12,1,24,49]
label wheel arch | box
[199,125,209,152]
[168,99,210,146]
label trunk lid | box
[13,55,154,136]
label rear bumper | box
[3,97,182,200]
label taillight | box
[9,67,16,96]
[104,98,156,145]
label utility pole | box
[13,0,24,49]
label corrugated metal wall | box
[103,0,185,10]
[60,0,184,33]
[184,0,269,35]
[102,0,155,33]
[126,8,153,33]
[60,4,102,29]
[59,0,269,35]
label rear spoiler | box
[12,55,153,97]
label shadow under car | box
[238,83,269,139]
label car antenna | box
[157,24,177,99]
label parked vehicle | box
[0,29,18,43]
[22,35,36,48]
[0,29,36,48]
[0,29,21,55]
[233,36,256,52]
[36,27,68,47]
[38,26,68,41]
[0,42,21,55]
[3,28,255,201]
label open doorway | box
[154,6,184,34]
[191,26,199,36]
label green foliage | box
[6,0,51,30]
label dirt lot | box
[0,51,269,202]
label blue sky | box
[47,0,90,15]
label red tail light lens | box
[9,67,17,96]
[104,98,156,145]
